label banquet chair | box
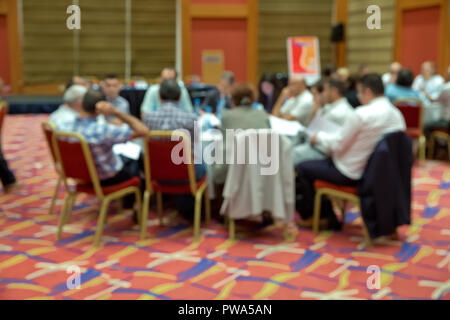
[394,98,425,164]
[41,122,62,215]
[428,128,450,161]
[141,131,210,242]
[313,181,372,247]
[52,131,142,247]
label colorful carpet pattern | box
[0,115,449,300]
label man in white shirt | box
[382,62,402,86]
[292,78,354,165]
[424,66,450,138]
[413,61,445,104]
[295,74,406,229]
[140,68,193,115]
[272,76,314,126]
[49,85,87,127]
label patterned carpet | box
[0,114,449,300]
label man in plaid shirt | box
[57,90,149,213]
[142,80,206,221]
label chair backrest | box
[394,98,423,130]
[0,101,8,136]
[42,122,57,162]
[144,130,197,194]
[52,131,103,196]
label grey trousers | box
[292,143,327,166]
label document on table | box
[113,142,142,160]
[306,116,341,137]
[269,116,305,136]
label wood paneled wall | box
[22,0,74,84]
[131,0,176,79]
[258,0,333,75]
[21,0,176,85]
[347,0,396,74]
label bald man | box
[272,76,314,126]
[141,67,193,115]
[382,62,402,86]
[413,61,445,104]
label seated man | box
[425,66,450,138]
[142,80,206,221]
[385,68,423,103]
[272,76,314,126]
[382,62,402,86]
[413,61,445,105]
[141,68,193,115]
[202,71,234,114]
[49,85,87,127]
[293,78,354,166]
[0,77,17,193]
[295,74,406,229]
[57,90,149,212]
[100,74,131,123]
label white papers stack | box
[269,116,305,136]
[113,142,142,160]
[306,116,341,137]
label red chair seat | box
[151,176,207,194]
[314,180,358,195]
[406,128,422,139]
[77,177,141,195]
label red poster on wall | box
[287,37,321,85]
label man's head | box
[218,71,235,96]
[288,76,307,97]
[396,68,414,88]
[357,73,385,105]
[323,78,347,103]
[359,63,370,77]
[336,68,350,83]
[63,85,88,113]
[159,79,181,103]
[82,90,106,115]
[421,61,436,79]
[66,76,90,90]
[160,68,178,82]
[310,79,326,107]
[100,74,122,100]
[389,62,402,83]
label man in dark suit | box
[202,71,235,113]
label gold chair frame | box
[313,187,372,247]
[52,131,142,247]
[141,130,210,242]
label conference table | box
[120,84,216,119]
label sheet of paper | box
[113,142,142,160]
[306,115,341,136]
[269,116,305,136]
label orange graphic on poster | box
[287,37,321,84]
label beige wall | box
[346,0,396,74]
[259,0,334,76]
[21,0,176,85]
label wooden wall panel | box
[78,0,126,78]
[259,0,333,75]
[22,0,74,84]
[131,0,176,80]
[21,0,176,85]
[347,0,396,74]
